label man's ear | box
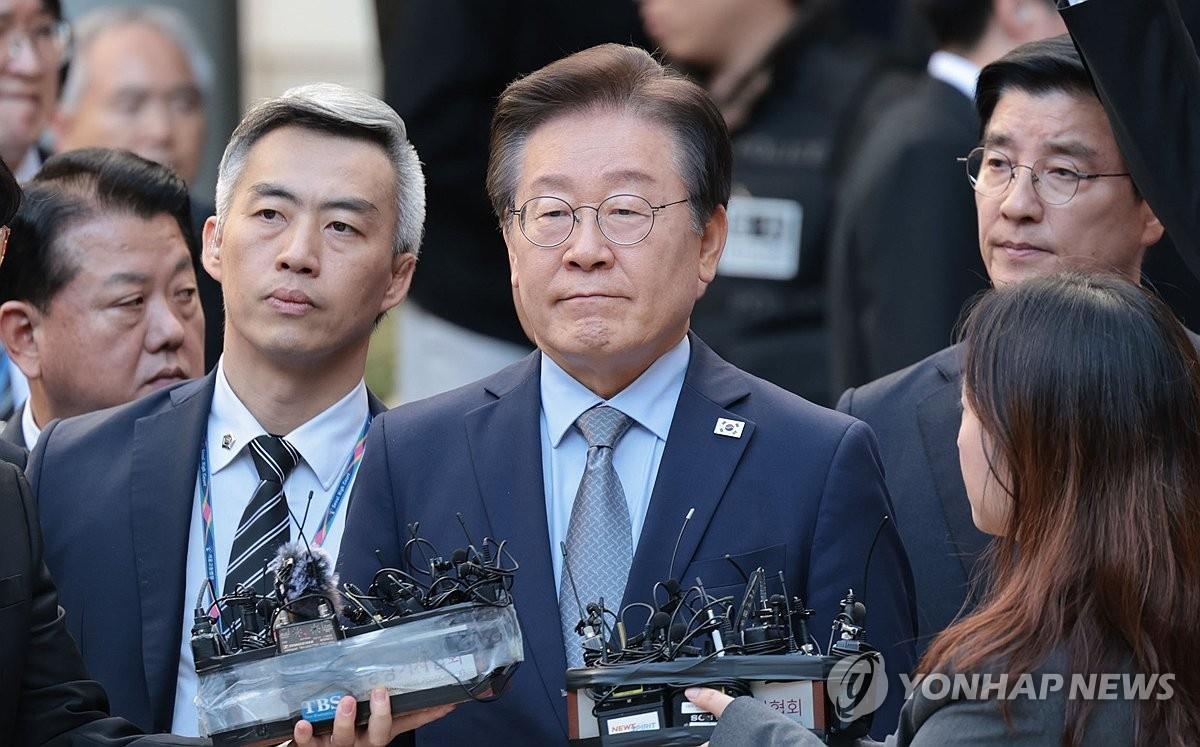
[1138,201,1165,249]
[380,251,417,315]
[0,300,43,380]
[697,204,729,291]
[201,216,222,283]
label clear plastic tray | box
[195,603,523,738]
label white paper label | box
[718,196,803,280]
[606,710,662,734]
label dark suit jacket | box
[338,334,919,743]
[0,419,25,467]
[837,345,987,655]
[0,455,203,746]
[828,76,988,398]
[29,372,387,732]
[2,401,27,450]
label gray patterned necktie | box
[559,405,634,668]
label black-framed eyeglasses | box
[958,146,1131,206]
[509,194,689,248]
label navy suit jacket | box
[837,344,988,656]
[339,334,918,744]
[28,371,386,732]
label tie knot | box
[575,405,632,448]
[248,435,301,484]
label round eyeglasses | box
[958,146,1131,206]
[509,194,689,248]
[0,19,72,68]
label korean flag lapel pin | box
[713,417,745,438]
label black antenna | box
[668,507,695,582]
[374,549,387,567]
[408,522,433,566]
[560,541,588,627]
[282,490,316,558]
[456,512,478,554]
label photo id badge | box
[717,195,803,280]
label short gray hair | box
[214,83,426,256]
[58,5,215,115]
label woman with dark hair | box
[687,272,1200,745]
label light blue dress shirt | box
[541,335,690,593]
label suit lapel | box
[1,403,25,449]
[915,348,990,592]
[625,336,754,614]
[130,373,215,728]
[462,354,570,733]
[366,389,388,417]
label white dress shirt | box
[927,50,982,101]
[21,398,41,449]
[13,145,41,183]
[171,358,371,735]
[540,336,690,593]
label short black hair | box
[975,35,1095,136]
[913,0,992,48]
[0,148,195,310]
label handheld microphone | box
[271,541,340,621]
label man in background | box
[838,36,1166,655]
[0,148,205,449]
[828,0,1065,396]
[50,5,224,370]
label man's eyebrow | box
[247,184,379,215]
[527,169,658,196]
[103,271,150,287]
[1042,139,1100,162]
[248,183,299,203]
[980,133,1014,150]
[320,197,379,215]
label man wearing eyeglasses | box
[836,35,1166,656]
[339,43,918,744]
[0,0,67,182]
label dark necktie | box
[224,435,301,598]
[558,405,634,668]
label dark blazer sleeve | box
[0,461,201,746]
[1061,0,1200,274]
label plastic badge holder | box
[195,602,523,745]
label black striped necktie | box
[224,434,301,598]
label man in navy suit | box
[837,35,1170,656]
[28,83,445,741]
[339,44,918,744]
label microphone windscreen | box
[270,542,340,612]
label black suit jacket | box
[2,401,27,450]
[29,372,387,732]
[0,456,203,746]
[837,344,988,655]
[340,334,919,743]
[828,76,988,397]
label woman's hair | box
[920,272,1200,746]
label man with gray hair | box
[47,4,225,369]
[29,82,432,740]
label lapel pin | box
[221,433,236,450]
[713,418,745,438]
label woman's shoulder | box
[895,651,1142,746]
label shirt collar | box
[540,335,690,447]
[14,146,41,184]
[21,399,40,448]
[927,50,981,101]
[208,357,370,489]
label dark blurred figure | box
[374,1,647,402]
[639,0,904,404]
[1062,0,1200,330]
[828,0,1064,397]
